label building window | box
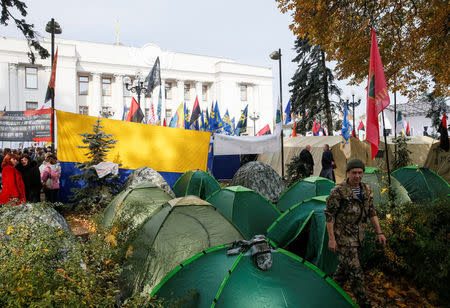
[145,108,149,123]
[25,67,38,89]
[166,109,172,123]
[184,83,191,100]
[102,77,112,96]
[79,106,89,115]
[26,101,38,110]
[202,85,208,101]
[79,76,89,95]
[240,84,247,101]
[165,82,173,100]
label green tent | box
[120,196,243,298]
[172,170,221,200]
[102,182,172,241]
[392,166,450,203]
[277,176,335,212]
[267,196,337,275]
[207,186,281,239]
[151,245,355,307]
[363,167,411,206]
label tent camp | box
[151,245,355,307]
[123,167,175,197]
[363,167,411,206]
[424,142,450,184]
[102,182,172,241]
[392,166,450,203]
[267,196,337,275]
[172,170,221,200]
[119,196,243,298]
[258,136,375,183]
[207,186,281,239]
[277,176,335,212]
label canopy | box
[151,245,355,307]
[267,196,337,275]
[277,176,335,212]
[207,186,281,239]
[230,161,286,203]
[120,196,243,298]
[258,136,375,183]
[172,170,221,200]
[363,167,411,206]
[392,166,450,203]
[424,142,450,184]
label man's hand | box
[377,234,387,247]
[328,239,338,252]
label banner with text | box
[0,109,52,142]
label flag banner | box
[145,56,161,97]
[148,102,156,125]
[235,105,248,136]
[366,29,390,158]
[184,102,190,129]
[43,48,58,106]
[205,107,210,132]
[222,109,233,135]
[284,100,291,124]
[340,102,352,159]
[231,117,236,133]
[292,122,298,137]
[406,122,410,136]
[0,109,52,142]
[189,96,201,126]
[256,124,271,136]
[126,97,144,123]
[313,121,320,136]
[157,88,162,124]
[438,114,449,151]
[122,105,127,121]
[395,111,404,134]
[169,102,184,128]
[358,120,365,131]
[212,101,223,132]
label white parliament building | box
[0,37,273,135]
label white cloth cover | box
[214,132,281,155]
[93,161,119,178]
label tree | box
[289,36,341,135]
[1,0,49,63]
[424,92,448,132]
[70,118,121,212]
[392,136,411,169]
[275,0,449,98]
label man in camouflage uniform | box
[325,158,386,308]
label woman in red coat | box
[0,153,26,205]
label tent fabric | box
[213,129,281,155]
[152,246,355,307]
[362,167,411,206]
[277,176,335,212]
[230,161,286,203]
[424,142,450,184]
[258,136,375,183]
[123,167,175,197]
[207,186,281,239]
[267,196,338,275]
[119,196,243,298]
[172,170,221,200]
[392,166,450,203]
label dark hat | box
[346,158,365,171]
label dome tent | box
[124,167,175,197]
[172,170,221,200]
[392,166,450,203]
[267,196,337,275]
[120,196,243,298]
[207,186,281,239]
[362,167,410,206]
[277,176,335,212]
[102,182,172,241]
[230,161,286,203]
[151,245,355,307]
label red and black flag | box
[44,48,58,104]
[126,97,144,123]
[357,120,365,131]
[189,96,201,127]
[439,114,449,151]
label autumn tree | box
[275,0,449,98]
[1,0,49,62]
[289,36,341,134]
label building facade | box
[0,37,273,135]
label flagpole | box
[393,91,397,161]
[381,110,391,185]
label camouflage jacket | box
[325,180,377,247]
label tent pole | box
[381,110,391,185]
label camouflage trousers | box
[332,246,371,308]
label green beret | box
[346,158,365,171]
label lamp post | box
[249,111,260,135]
[270,48,284,179]
[123,75,148,105]
[99,106,115,119]
[45,18,61,153]
[348,94,361,137]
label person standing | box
[299,145,314,176]
[16,155,42,203]
[40,154,61,203]
[325,158,386,308]
[0,154,26,205]
[319,144,335,182]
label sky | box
[2,0,408,122]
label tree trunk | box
[320,50,333,134]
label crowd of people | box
[0,146,61,205]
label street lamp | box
[123,75,148,105]
[249,111,260,135]
[270,48,285,179]
[99,106,115,119]
[45,18,61,153]
[348,93,361,137]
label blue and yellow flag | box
[235,105,248,136]
[213,101,223,133]
[184,102,190,130]
[169,102,185,128]
[340,102,351,158]
[223,109,233,135]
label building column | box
[8,64,18,110]
[160,79,166,124]
[195,81,202,102]
[91,73,102,116]
[114,74,123,120]
[177,80,184,105]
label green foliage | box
[70,118,122,212]
[424,92,448,136]
[392,136,411,169]
[285,153,309,186]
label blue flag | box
[231,117,236,134]
[122,105,127,121]
[223,109,233,135]
[184,102,190,130]
[209,101,215,132]
[204,107,210,132]
[284,100,291,124]
[342,102,351,140]
[157,88,162,125]
[235,105,248,136]
[214,101,223,133]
